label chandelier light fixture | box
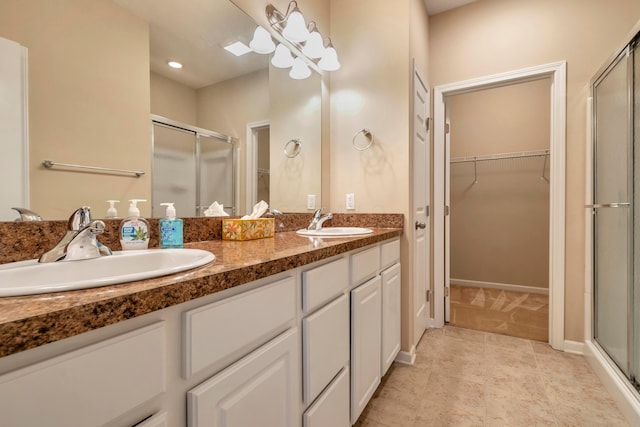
[246,1,341,80]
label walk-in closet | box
[447,78,551,341]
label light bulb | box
[271,44,294,68]
[289,57,311,79]
[249,26,275,54]
[318,45,340,71]
[302,30,324,59]
[282,9,309,43]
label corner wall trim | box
[563,340,585,355]
[585,341,640,425]
[395,347,416,366]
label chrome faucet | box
[39,207,111,263]
[12,207,43,221]
[307,208,333,231]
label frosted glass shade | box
[282,10,309,43]
[302,30,324,59]
[289,57,311,80]
[249,26,275,54]
[318,45,340,71]
[271,44,294,68]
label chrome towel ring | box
[352,129,373,151]
[284,139,302,158]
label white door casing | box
[413,63,430,345]
[433,61,566,350]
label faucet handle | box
[312,207,324,218]
[68,206,92,230]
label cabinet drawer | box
[350,245,380,285]
[381,239,400,269]
[302,257,348,313]
[183,277,295,378]
[136,412,168,427]
[0,323,166,427]
[187,328,298,427]
[302,294,349,404]
[303,367,350,427]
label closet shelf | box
[450,149,549,164]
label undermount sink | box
[0,249,215,297]
[296,227,374,237]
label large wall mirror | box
[0,0,324,221]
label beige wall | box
[449,80,550,288]
[269,66,322,212]
[150,72,197,125]
[430,0,640,341]
[330,0,429,352]
[0,0,151,219]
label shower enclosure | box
[591,33,640,391]
[151,117,236,218]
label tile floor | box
[450,285,549,342]
[355,326,629,427]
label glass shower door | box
[592,47,632,376]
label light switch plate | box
[307,194,316,210]
[346,193,355,210]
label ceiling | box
[113,0,268,89]
[424,0,477,16]
[111,0,477,90]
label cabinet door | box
[350,276,382,424]
[303,367,350,427]
[187,328,299,427]
[381,263,401,375]
[302,294,349,404]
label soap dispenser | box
[105,200,119,219]
[159,202,183,249]
[120,199,149,250]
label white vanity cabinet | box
[187,328,299,427]
[301,257,350,427]
[0,323,166,427]
[349,239,401,425]
[381,262,401,375]
[0,234,402,427]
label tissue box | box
[222,218,275,241]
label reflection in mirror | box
[151,118,236,218]
[0,0,322,221]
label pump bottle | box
[159,202,183,249]
[120,199,150,250]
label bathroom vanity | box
[0,227,401,427]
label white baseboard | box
[395,347,416,365]
[450,278,549,295]
[584,340,640,425]
[563,340,584,355]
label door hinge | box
[425,117,430,132]
[426,205,430,217]
[445,287,450,297]
[445,205,450,216]
[445,123,450,134]
[426,289,431,302]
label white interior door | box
[413,65,430,345]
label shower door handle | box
[585,202,630,209]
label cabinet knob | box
[415,221,426,230]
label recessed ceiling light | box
[167,61,183,69]
[223,41,252,56]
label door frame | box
[433,61,567,350]
[246,120,270,213]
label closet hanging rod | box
[450,149,549,164]
[42,160,145,177]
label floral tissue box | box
[221,218,275,241]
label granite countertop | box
[0,228,402,358]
